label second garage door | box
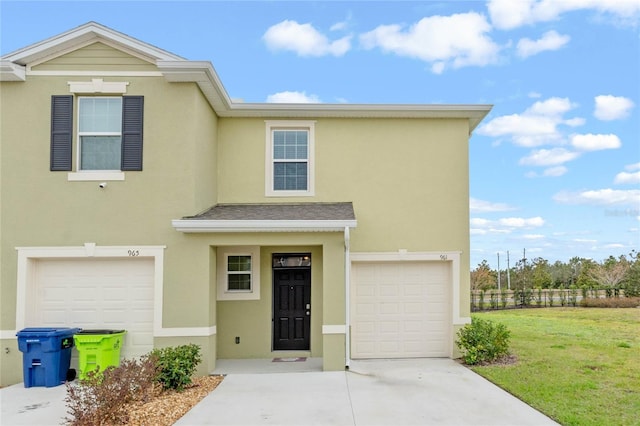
[351,261,451,359]
[29,258,155,360]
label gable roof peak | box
[1,21,184,65]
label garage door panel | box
[351,261,451,359]
[32,258,155,361]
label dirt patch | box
[123,375,224,425]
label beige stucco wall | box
[217,117,471,320]
[0,45,220,383]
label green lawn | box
[470,308,640,426]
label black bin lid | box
[76,329,125,334]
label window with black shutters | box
[50,95,143,172]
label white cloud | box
[477,97,581,147]
[625,162,640,171]
[266,91,321,103]
[517,30,570,58]
[519,147,580,166]
[614,171,640,185]
[471,216,545,235]
[594,95,635,120]
[554,189,640,206]
[470,197,516,213]
[263,20,351,57]
[499,216,545,227]
[488,0,640,30]
[359,12,500,73]
[570,133,622,151]
[544,166,569,176]
[528,91,542,98]
[523,234,545,239]
[604,243,626,249]
[330,21,348,31]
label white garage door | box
[351,261,451,359]
[29,258,155,360]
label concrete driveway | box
[1,358,558,425]
[177,359,557,425]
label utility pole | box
[497,252,501,290]
[507,250,511,290]
[523,248,527,289]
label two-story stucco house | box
[0,22,491,386]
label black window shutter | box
[121,96,144,171]
[50,95,73,171]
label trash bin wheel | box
[67,368,77,382]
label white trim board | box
[14,244,168,335]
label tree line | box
[470,250,640,297]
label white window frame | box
[265,120,315,197]
[76,96,123,173]
[217,246,261,301]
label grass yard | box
[471,308,640,426]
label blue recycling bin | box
[16,327,80,388]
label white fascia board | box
[156,59,491,129]
[2,22,183,65]
[0,60,26,81]
[172,219,357,233]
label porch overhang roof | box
[172,202,357,233]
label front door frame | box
[272,253,312,351]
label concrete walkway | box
[1,358,558,425]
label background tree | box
[531,257,553,288]
[470,260,496,291]
[587,255,629,288]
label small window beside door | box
[217,246,260,301]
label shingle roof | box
[185,202,355,221]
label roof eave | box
[0,60,25,81]
[1,21,183,66]
[171,219,358,233]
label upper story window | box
[265,121,315,197]
[78,97,122,170]
[50,93,144,180]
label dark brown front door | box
[273,268,311,350]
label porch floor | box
[211,357,323,375]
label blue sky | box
[2,0,639,269]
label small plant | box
[456,317,511,365]
[500,289,508,309]
[560,289,567,306]
[623,281,640,298]
[479,290,485,310]
[151,344,202,391]
[569,286,579,306]
[535,288,543,307]
[548,289,555,307]
[489,291,498,310]
[65,355,158,425]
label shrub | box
[623,281,640,298]
[580,297,640,308]
[65,355,159,425]
[151,344,202,391]
[500,289,508,309]
[489,291,498,309]
[456,317,511,365]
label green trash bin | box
[74,329,126,379]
